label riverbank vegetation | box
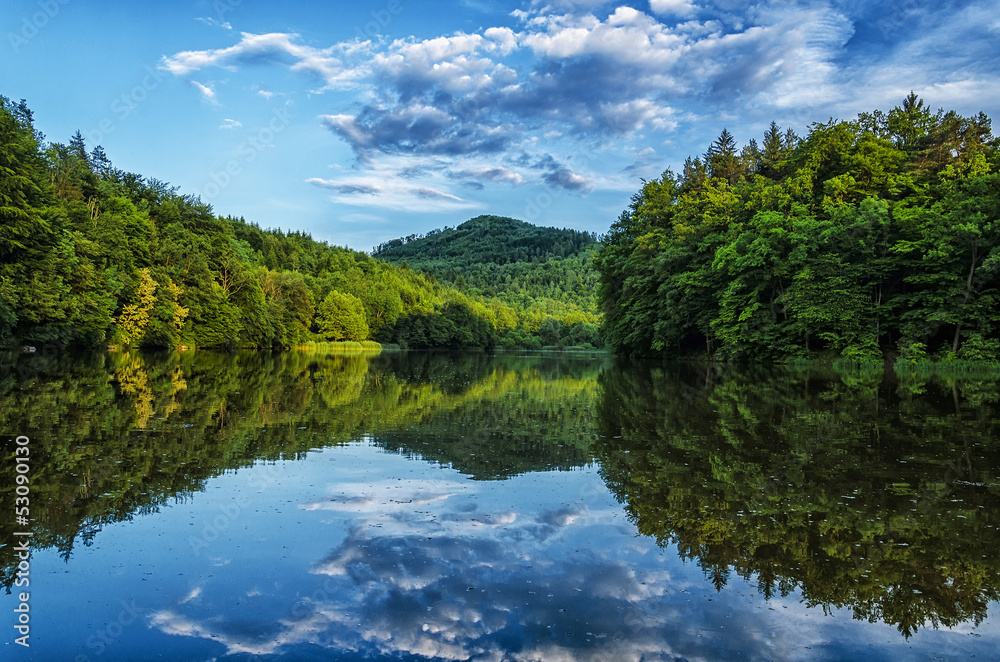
[596,95,1000,364]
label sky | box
[3,0,999,252]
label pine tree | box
[705,128,742,183]
[680,156,707,192]
[69,130,90,167]
[741,138,762,175]
[90,145,112,178]
[760,121,785,178]
[0,97,52,258]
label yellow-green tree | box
[116,268,157,345]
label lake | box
[2,349,999,661]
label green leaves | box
[597,97,1000,361]
[0,97,52,257]
[317,290,369,342]
[0,98,536,350]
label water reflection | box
[1,349,999,660]
[140,449,812,662]
[0,349,601,590]
[595,361,1000,637]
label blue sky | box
[3,0,999,251]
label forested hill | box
[373,215,597,266]
[0,96,599,351]
[372,216,604,348]
[596,94,1000,363]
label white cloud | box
[161,32,363,91]
[449,166,525,186]
[161,1,1000,222]
[484,26,518,55]
[179,585,202,604]
[600,98,678,134]
[649,0,697,17]
[219,118,242,129]
[147,467,844,662]
[371,32,517,97]
[529,0,610,12]
[190,80,218,105]
[319,114,373,151]
[195,16,232,30]
[307,174,478,213]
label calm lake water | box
[1,349,999,661]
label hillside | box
[373,215,603,348]
[0,96,599,351]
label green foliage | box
[597,97,1000,363]
[317,290,369,341]
[957,333,1000,364]
[373,214,597,267]
[115,268,156,345]
[388,302,498,349]
[373,215,603,348]
[0,98,526,350]
[0,97,51,260]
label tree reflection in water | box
[595,360,1000,637]
[1,348,998,639]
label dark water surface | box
[1,349,999,661]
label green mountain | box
[373,215,597,265]
[373,215,604,348]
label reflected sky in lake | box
[22,443,997,662]
[1,350,999,661]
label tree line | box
[0,97,601,351]
[596,95,1000,363]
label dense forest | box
[0,96,599,351]
[596,95,1000,363]
[373,215,603,348]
